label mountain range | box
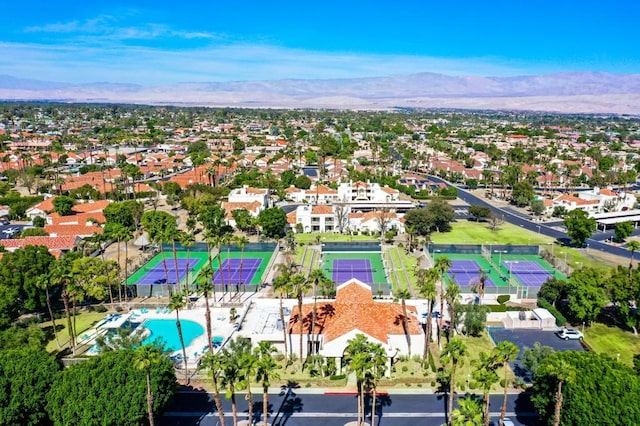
[1,72,639,114]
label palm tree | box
[180,231,196,296]
[471,270,488,303]
[197,266,215,354]
[199,351,226,426]
[417,268,438,363]
[234,235,250,294]
[237,339,258,425]
[442,337,468,426]
[434,257,452,346]
[394,288,413,356]
[50,252,80,354]
[627,240,640,270]
[133,345,164,426]
[36,274,61,348]
[169,292,189,383]
[538,359,574,426]
[106,223,129,302]
[121,226,133,303]
[272,270,292,362]
[367,342,388,426]
[291,273,311,364]
[451,395,483,426]
[471,351,500,426]
[255,341,279,426]
[495,341,519,426]
[445,281,461,334]
[343,334,371,426]
[220,339,243,426]
[170,230,183,294]
[306,268,325,356]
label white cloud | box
[0,40,548,85]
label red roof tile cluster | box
[288,280,422,344]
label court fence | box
[321,241,381,252]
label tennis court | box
[321,251,387,285]
[212,258,262,285]
[210,249,274,287]
[433,253,508,289]
[127,251,209,286]
[492,254,565,288]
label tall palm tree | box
[255,341,279,426]
[445,281,461,335]
[272,270,292,362]
[205,231,218,303]
[180,231,196,296]
[291,273,311,364]
[627,240,640,270]
[306,268,326,356]
[495,341,519,426]
[343,334,371,426]
[538,359,574,426]
[133,345,163,426]
[50,252,80,354]
[121,226,133,302]
[169,292,189,383]
[417,268,438,363]
[106,223,128,302]
[36,274,61,348]
[442,337,468,426]
[237,339,258,425]
[367,342,388,426]
[394,288,413,356]
[170,230,183,294]
[472,351,500,426]
[234,235,250,294]
[434,257,452,346]
[197,265,215,355]
[199,351,226,426]
[220,339,243,426]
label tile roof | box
[311,205,333,215]
[288,280,422,344]
[287,210,297,225]
[0,235,79,251]
[72,200,110,213]
[44,224,103,237]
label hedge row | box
[537,299,567,326]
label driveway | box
[487,328,584,381]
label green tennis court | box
[321,251,387,285]
[127,251,209,285]
[491,253,567,282]
[207,250,274,286]
[433,252,509,288]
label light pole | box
[537,225,541,234]
[547,242,555,257]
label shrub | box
[329,374,346,381]
[488,304,507,312]
[94,305,108,313]
[497,295,511,305]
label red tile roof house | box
[0,235,79,258]
[287,279,425,371]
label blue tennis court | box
[332,258,374,284]
[213,258,262,285]
[137,258,201,285]
[448,259,496,287]
[503,260,553,287]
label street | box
[160,390,537,426]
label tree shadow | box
[244,401,274,425]
[514,390,540,426]
[363,393,393,426]
[272,381,302,426]
[158,385,211,426]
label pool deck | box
[90,305,241,368]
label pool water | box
[142,319,204,352]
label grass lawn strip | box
[391,247,411,293]
[384,250,401,291]
[387,248,405,291]
[397,248,419,292]
[583,322,640,366]
[294,232,378,244]
[43,311,108,353]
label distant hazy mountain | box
[1,72,639,114]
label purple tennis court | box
[448,259,496,287]
[213,258,262,285]
[503,260,553,287]
[138,258,201,285]
[332,259,374,284]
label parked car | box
[557,328,583,340]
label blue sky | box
[2,1,639,84]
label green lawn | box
[42,311,109,354]
[389,247,408,291]
[397,248,419,289]
[584,323,640,366]
[294,233,378,244]
[431,220,592,270]
[384,251,401,291]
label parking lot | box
[0,224,26,239]
[488,328,585,380]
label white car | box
[557,328,583,340]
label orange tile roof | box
[555,194,599,206]
[312,185,338,195]
[599,188,617,196]
[0,235,79,251]
[49,211,106,225]
[311,205,333,215]
[287,210,297,225]
[72,200,110,213]
[288,280,422,344]
[44,224,103,237]
[30,196,57,213]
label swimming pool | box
[142,319,204,352]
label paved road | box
[160,390,537,426]
[426,175,633,261]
